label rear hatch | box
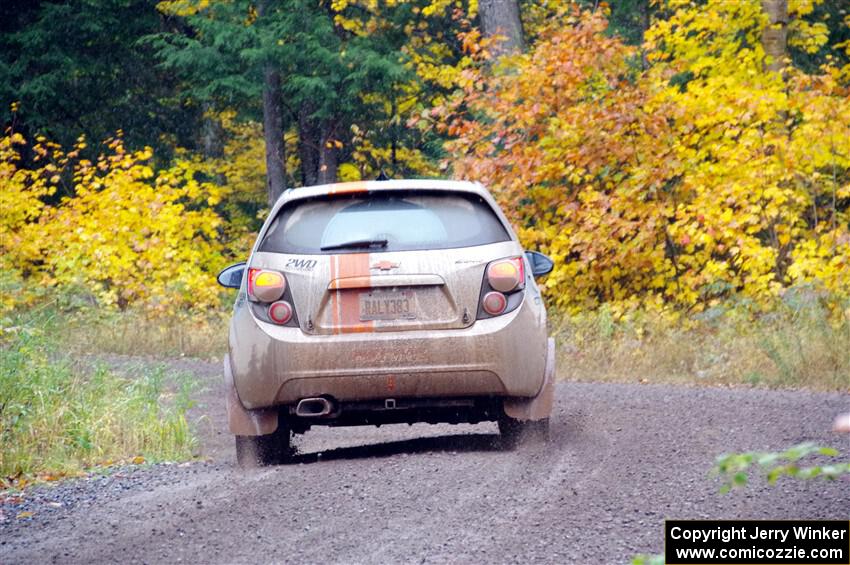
[249,190,516,334]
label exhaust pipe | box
[295,397,334,418]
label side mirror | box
[217,262,246,289]
[525,251,554,278]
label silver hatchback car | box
[217,180,555,466]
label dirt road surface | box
[2,359,848,564]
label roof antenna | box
[375,169,390,181]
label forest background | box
[2,0,850,390]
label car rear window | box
[259,191,511,254]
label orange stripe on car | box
[328,253,373,334]
[330,255,340,334]
[336,253,373,333]
[327,181,369,195]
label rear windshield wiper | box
[320,238,389,251]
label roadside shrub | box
[630,441,850,565]
[714,442,850,494]
[0,129,232,315]
[441,2,850,313]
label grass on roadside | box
[554,289,850,391]
[58,306,229,360]
[0,313,199,484]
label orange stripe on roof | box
[327,181,369,195]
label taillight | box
[487,257,524,292]
[268,300,293,325]
[248,268,286,302]
[482,291,507,315]
[477,256,526,320]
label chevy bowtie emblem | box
[371,261,399,271]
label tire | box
[498,416,550,449]
[235,419,292,467]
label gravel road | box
[2,359,849,564]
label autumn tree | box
[440,2,850,313]
[1,129,230,313]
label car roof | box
[277,179,490,205]
[254,178,519,253]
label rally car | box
[217,179,555,466]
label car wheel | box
[498,416,550,449]
[235,419,292,467]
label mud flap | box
[224,354,279,436]
[502,337,555,421]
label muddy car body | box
[218,180,555,465]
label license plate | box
[359,289,417,321]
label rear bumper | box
[228,294,548,410]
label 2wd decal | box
[284,258,318,271]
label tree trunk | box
[257,0,286,206]
[261,67,286,206]
[297,104,320,186]
[478,0,524,56]
[761,0,788,73]
[200,102,226,185]
[200,103,224,159]
[317,121,338,184]
[297,107,337,186]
